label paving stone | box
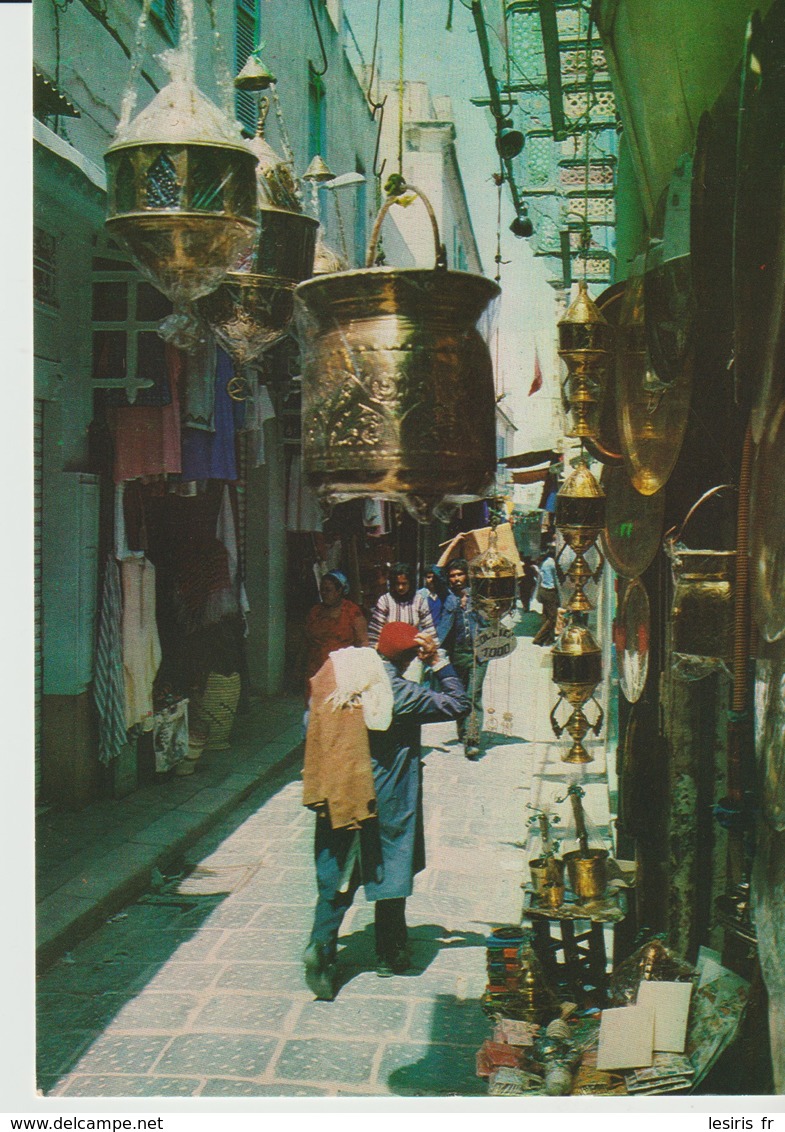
[154,1033,278,1078]
[202,1080,329,1097]
[37,991,125,1032]
[111,992,200,1030]
[213,927,304,962]
[145,962,223,992]
[273,1038,377,1085]
[36,1029,96,1079]
[377,1041,486,1097]
[408,997,491,1045]
[215,962,308,995]
[57,1074,200,1097]
[297,995,410,1038]
[191,993,296,1032]
[71,1034,170,1075]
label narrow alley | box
[38,615,612,1098]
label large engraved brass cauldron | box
[105,56,257,306]
[294,187,499,521]
[198,100,318,366]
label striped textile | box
[367,591,437,647]
[93,555,128,765]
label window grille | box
[235,0,259,134]
[150,0,177,44]
[34,227,58,309]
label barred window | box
[34,227,58,309]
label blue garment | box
[439,589,487,654]
[309,661,468,954]
[180,348,241,481]
[538,555,558,591]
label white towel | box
[327,646,393,731]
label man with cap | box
[302,622,468,999]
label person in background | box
[518,556,539,613]
[303,571,368,701]
[532,545,560,646]
[302,623,468,999]
[440,557,489,760]
[367,562,437,646]
[417,564,458,645]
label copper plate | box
[584,281,625,466]
[751,398,785,642]
[754,636,785,831]
[616,268,692,495]
[600,464,665,579]
[615,577,650,704]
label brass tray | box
[751,398,785,643]
[584,281,625,466]
[600,464,665,579]
[616,577,650,704]
[616,265,692,496]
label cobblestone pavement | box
[39,614,611,1098]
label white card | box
[637,980,693,1052]
[596,1004,655,1070]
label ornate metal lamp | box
[469,514,518,625]
[550,620,603,763]
[555,459,605,613]
[198,81,318,367]
[105,25,258,307]
[558,281,614,440]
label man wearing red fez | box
[301,622,468,999]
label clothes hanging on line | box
[93,554,128,765]
[111,346,182,484]
[121,556,162,731]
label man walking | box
[301,623,468,1000]
[440,557,489,760]
[532,545,560,646]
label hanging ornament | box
[198,84,318,367]
[469,514,518,625]
[555,459,605,613]
[294,185,499,522]
[104,5,258,307]
[558,281,614,440]
[550,620,603,764]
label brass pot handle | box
[664,483,738,548]
[365,183,447,269]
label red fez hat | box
[377,622,420,660]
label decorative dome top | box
[558,460,604,500]
[110,47,253,153]
[248,100,302,213]
[552,621,601,657]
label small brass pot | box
[529,857,565,898]
[564,849,609,902]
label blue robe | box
[313,662,468,910]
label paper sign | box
[637,980,693,1053]
[596,1004,655,1070]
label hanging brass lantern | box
[469,519,518,624]
[105,45,258,306]
[294,185,499,522]
[555,459,605,613]
[550,620,603,763]
[558,281,614,440]
[198,92,318,366]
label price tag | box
[475,626,517,662]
